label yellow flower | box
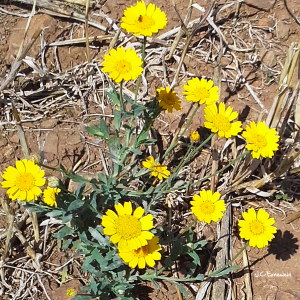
[102,47,143,83]
[102,201,154,250]
[66,288,77,298]
[242,121,279,159]
[204,102,242,138]
[238,207,277,248]
[1,159,45,201]
[190,190,226,224]
[142,156,170,180]
[183,78,219,105]
[121,1,167,37]
[156,87,181,113]
[190,131,200,142]
[118,236,162,269]
[43,187,61,207]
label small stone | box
[262,50,277,68]
[277,22,290,41]
[244,0,276,11]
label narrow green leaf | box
[173,282,188,299]
[88,227,110,246]
[114,110,121,131]
[61,267,68,283]
[188,251,201,266]
[99,119,109,139]
[210,266,240,278]
[106,84,120,107]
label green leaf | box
[86,125,105,138]
[54,226,73,240]
[90,276,98,294]
[106,84,120,107]
[61,266,68,283]
[188,251,201,266]
[123,93,133,104]
[173,282,188,299]
[114,110,121,131]
[67,199,84,211]
[73,295,93,300]
[210,266,240,278]
[107,135,120,163]
[46,210,63,218]
[132,104,146,117]
[194,240,207,250]
[88,227,110,246]
[62,238,72,249]
[98,173,107,184]
[137,138,157,146]
[99,119,109,139]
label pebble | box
[262,50,277,68]
[277,22,290,41]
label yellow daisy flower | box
[142,156,170,180]
[190,190,226,224]
[102,201,154,250]
[183,78,219,105]
[190,131,200,142]
[43,187,61,207]
[204,102,242,138]
[1,159,45,201]
[102,47,143,83]
[118,235,162,269]
[121,1,167,37]
[66,288,77,298]
[238,207,277,248]
[242,121,279,159]
[156,87,181,113]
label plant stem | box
[119,80,124,112]
[163,103,200,159]
[157,150,251,194]
[172,133,214,179]
[208,241,249,278]
[134,36,147,104]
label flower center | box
[195,87,210,101]
[134,245,149,257]
[137,15,155,30]
[16,173,35,191]
[116,59,132,74]
[213,114,231,132]
[254,134,267,149]
[200,200,215,215]
[249,220,265,235]
[115,215,142,240]
[162,92,174,105]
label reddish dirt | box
[1,0,300,299]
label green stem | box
[172,142,194,177]
[172,133,214,179]
[187,133,214,162]
[208,241,249,278]
[140,273,201,283]
[119,80,124,111]
[134,36,147,104]
[163,103,200,159]
[157,150,251,195]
